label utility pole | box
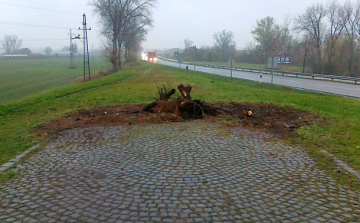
[79,13,91,82]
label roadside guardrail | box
[158,56,360,85]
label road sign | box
[267,57,279,69]
[278,57,291,64]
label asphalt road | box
[158,59,360,99]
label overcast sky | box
[0,0,355,53]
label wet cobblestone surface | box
[1,123,360,222]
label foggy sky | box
[0,0,354,53]
[0,0,99,53]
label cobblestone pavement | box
[1,123,360,223]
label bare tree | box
[342,0,359,73]
[92,0,128,71]
[92,0,156,71]
[325,0,345,66]
[213,30,236,61]
[279,16,295,58]
[299,34,313,73]
[117,0,155,67]
[295,3,327,73]
[184,39,193,49]
[123,15,151,62]
[44,46,52,56]
[1,35,22,54]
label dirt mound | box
[33,102,323,140]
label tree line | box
[3,0,360,76]
[1,0,156,68]
[1,35,23,55]
[0,34,78,56]
[92,0,157,71]
[1,0,156,65]
[182,0,360,76]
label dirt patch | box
[33,102,324,140]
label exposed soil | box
[33,102,324,140]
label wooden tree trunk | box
[138,84,223,119]
[177,84,203,118]
[178,84,193,100]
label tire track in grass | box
[55,69,151,99]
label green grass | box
[1,61,360,188]
[0,172,18,183]
[0,57,112,103]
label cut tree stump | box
[178,84,193,100]
[137,83,232,119]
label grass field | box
[0,57,112,104]
[1,60,360,188]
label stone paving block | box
[0,123,359,222]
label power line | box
[0,21,76,30]
[23,39,69,41]
[0,1,80,15]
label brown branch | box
[213,107,233,113]
[142,101,158,112]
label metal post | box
[79,13,91,82]
[83,21,86,81]
[83,15,87,81]
[230,59,233,78]
[69,29,72,67]
[271,57,274,84]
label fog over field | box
[0,0,353,53]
